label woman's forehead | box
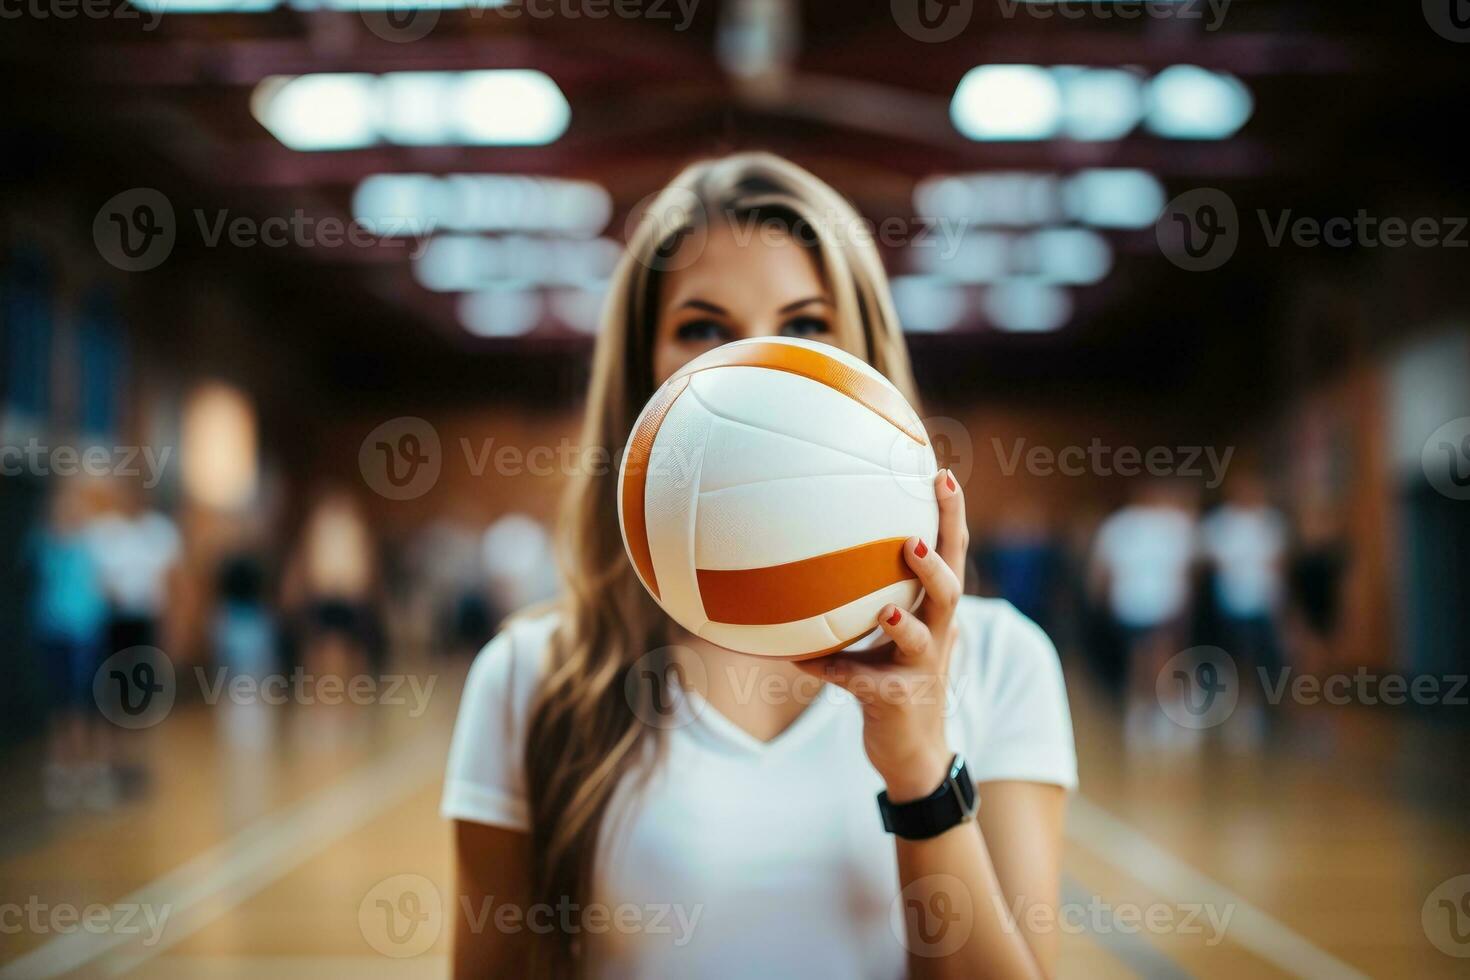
[659,224,828,312]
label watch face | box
[950,757,979,816]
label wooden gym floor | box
[1,651,1467,979]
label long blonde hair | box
[523,151,920,977]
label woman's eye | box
[675,320,732,343]
[781,316,830,338]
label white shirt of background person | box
[88,511,181,617]
[1200,504,1286,619]
[1093,505,1198,629]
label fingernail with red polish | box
[886,608,902,626]
[945,471,956,492]
[914,539,929,558]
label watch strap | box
[877,754,979,841]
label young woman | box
[444,153,1077,979]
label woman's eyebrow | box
[678,299,730,315]
[778,296,831,314]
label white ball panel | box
[697,611,841,658]
[694,474,939,570]
[823,579,922,645]
[689,367,933,476]
[698,416,891,493]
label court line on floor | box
[1060,874,1194,979]
[102,954,449,979]
[1068,794,1370,979]
[0,728,446,980]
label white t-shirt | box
[442,596,1077,980]
[88,511,181,617]
[1092,506,1197,628]
[1199,504,1286,619]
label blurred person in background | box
[89,481,181,658]
[1063,503,1122,694]
[1089,478,1199,747]
[977,500,1062,633]
[480,511,559,620]
[1287,490,1348,676]
[211,553,277,680]
[25,478,110,809]
[87,481,182,800]
[444,154,1076,979]
[1200,470,1287,742]
[409,515,492,658]
[284,488,384,677]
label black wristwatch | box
[877,754,979,840]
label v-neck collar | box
[676,683,849,758]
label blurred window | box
[181,383,258,510]
[1,247,53,434]
[77,286,124,441]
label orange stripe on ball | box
[670,340,928,447]
[696,536,915,626]
[621,375,690,599]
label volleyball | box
[617,337,940,658]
